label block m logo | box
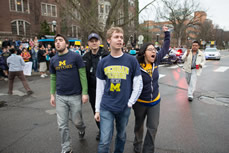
[59,60,66,66]
[110,83,120,92]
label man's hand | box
[50,94,56,107]
[82,94,88,104]
[186,49,191,57]
[163,26,169,32]
[94,112,100,122]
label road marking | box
[45,109,56,115]
[214,66,229,72]
[0,90,26,96]
[159,74,166,79]
[0,93,8,96]
[168,65,179,69]
[221,55,229,58]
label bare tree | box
[214,26,226,49]
[157,0,203,46]
[196,20,214,43]
[56,0,156,46]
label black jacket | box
[83,47,109,89]
[37,49,46,63]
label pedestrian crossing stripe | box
[166,64,208,69]
[158,65,228,79]
[159,74,166,79]
[214,66,229,72]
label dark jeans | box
[0,69,7,78]
[133,103,160,153]
[46,60,50,71]
[88,88,100,129]
[8,71,31,94]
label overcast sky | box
[139,0,229,31]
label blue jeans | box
[56,94,86,153]
[98,106,131,153]
[32,59,38,72]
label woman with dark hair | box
[133,26,170,153]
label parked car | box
[161,49,177,64]
[204,48,221,60]
[161,48,186,64]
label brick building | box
[140,11,210,47]
[0,0,138,46]
[0,0,62,41]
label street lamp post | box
[130,35,133,47]
[187,37,190,49]
[52,20,57,34]
[156,33,160,44]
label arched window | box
[11,20,31,36]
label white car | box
[204,48,221,60]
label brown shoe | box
[27,90,34,95]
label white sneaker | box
[40,74,45,78]
[44,74,48,77]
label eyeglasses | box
[146,48,157,52]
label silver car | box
[204,48,221,60]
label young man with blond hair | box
[94,27,143,153]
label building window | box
[10,0,16,11]
[23,0,29,13]
[47,5,51,16]
[71,9,80,20]
[41,3,57,17]
[52,5,57,17]
[16,0,22,12]
[9,0,30,13]
[41,3,46,15]
[11,20,31,36]
[11,21,17,35]
[71,25,78,38]
[105,5,110,14]
[129,1,134,7]
[118,11,124,25]
[100,4,104,14]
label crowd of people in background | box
[0,37,91,80]
[0,36,143,81]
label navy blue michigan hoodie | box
[137,31,170,106]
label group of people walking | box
[48,25,205,153]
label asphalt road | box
[0,50,229,153]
